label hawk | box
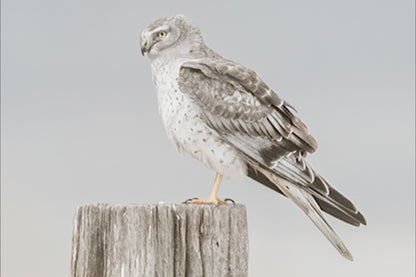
[140,15,366,260]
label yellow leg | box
[191,173,225,204]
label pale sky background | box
[1,0,415,276]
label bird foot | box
[183,197,235,204]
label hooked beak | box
[140,44,147,56]
[140,34,151,56]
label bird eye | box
[158,31,167,38]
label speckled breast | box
[150,58,246,178]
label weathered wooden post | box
[71,203,248,277]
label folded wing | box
[178,57,366,259]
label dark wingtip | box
[357,211,367,226]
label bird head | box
[140,15,204,60]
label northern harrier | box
[140,15,366,260]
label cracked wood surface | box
[71,203,248,277]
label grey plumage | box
[179,59,317,164]
[141,14,366,261]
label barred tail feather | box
[250,165,355,260]
[247,164,366,227]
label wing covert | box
[178,58,317,168]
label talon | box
[188,197,226,204]
[182,197,198,204]
[183,173,228,205]
[224,198,235,204]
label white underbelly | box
[151,61,246,178]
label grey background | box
[1,0,414,276]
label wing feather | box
[178,58,365,259]
[179,58,317,166]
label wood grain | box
[71,203,248,277]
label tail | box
[247,164,367,226]
[248,164,366,260]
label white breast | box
[150,58,246,179]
